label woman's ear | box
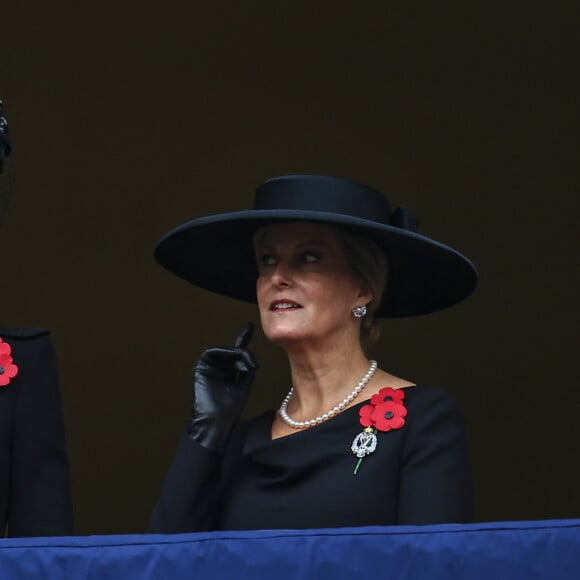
[356,282,373,307]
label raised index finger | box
[234,322,254,349]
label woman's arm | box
[148,325,257,533]
[148,433,224,532]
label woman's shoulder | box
[400,385,468,435]
[402,384,459,401]
[0,326,50,341]
[0,327,55,368]
[368,379,461,407]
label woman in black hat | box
[0,100,73,537]
[149,174,476,532]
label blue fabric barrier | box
[0,519,578,579]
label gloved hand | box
[187,323,258,451]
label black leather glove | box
[187,323,258,451]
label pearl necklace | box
[279,360,378,429]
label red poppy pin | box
[351,387,407,475]
[0,337,19,387]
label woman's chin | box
[263,326,308,347]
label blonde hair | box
[253,221,388,348]
[334,226,388,348]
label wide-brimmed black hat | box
[154,174,477,317]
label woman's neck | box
[284,342,373,421]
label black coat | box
[0,327,73,537]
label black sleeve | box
[397,387,473,524]
[9,332,74,537]
[148,432,224,533]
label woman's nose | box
[270,262,292,287]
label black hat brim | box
[154,209,477,317]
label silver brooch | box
[351,427,378,475]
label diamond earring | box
[352,305,367,318]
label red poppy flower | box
[359,387,407,432]
[359,403,377,427]
[0,337,19,387]
[370,386,405,406]
[370,401,407,431]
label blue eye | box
[259,254,276,267]
[302,251,318,263]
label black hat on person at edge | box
[154,174,477,317]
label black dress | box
[0,327,73,537]
[150,386,473,532]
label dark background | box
[1,2,577,535]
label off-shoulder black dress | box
[150,386,472,532]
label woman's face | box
[255,221,372,348]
